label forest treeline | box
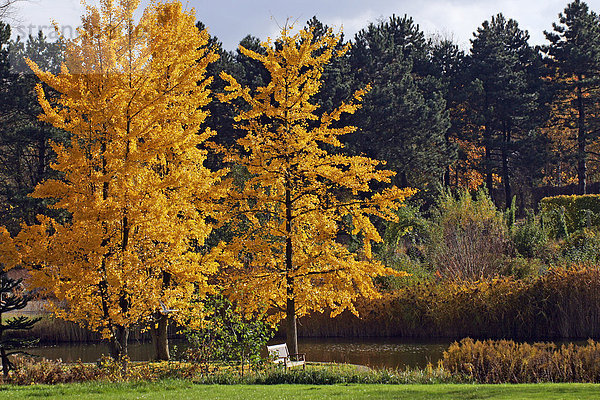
[2,1,600,232]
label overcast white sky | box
[8,0,600,50]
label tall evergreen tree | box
[543,0,600,194]
[205,34,270,153]
[304,17,352,115]
[348,15,451,189]
[234,35,269,90]
[0,21,10,118]
[430,36,466,188]
[196,22,240,163]
[468,14,545,207]
[0,31,65,233]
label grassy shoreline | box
[0,381,598,399]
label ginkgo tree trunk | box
[0,0,224,360]
[217,25,414,356]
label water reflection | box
[295,337,450,369]
[25,337,451,369]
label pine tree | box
[195,21,240,167]
[0,30,66,233]
[348,15,452,189]
[468,14,545,207]
[430,36,466,188]
[234,35,270,90]
[0,273,40,377]
[543,0,600,194]
[304,17,352,115]
[0,21,11,138]
[216,25,413,356]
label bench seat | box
[267,343,306,369]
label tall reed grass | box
[16,267,600,342]
[9,314,181,343]
[297,267,600,339]
[443,338,600,383]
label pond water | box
[25,338,452,369]
[293,338,450,369]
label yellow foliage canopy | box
[0,0,224,336]
[216,25,414,324]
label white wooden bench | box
[267,343,306,369]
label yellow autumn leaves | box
[213,23,414,324]
[0,0,413,345]
[2,0,224,339]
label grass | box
[0,381,598,399]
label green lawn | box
[0,381,598,399]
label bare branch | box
[0,0,26,22]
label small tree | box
[0,273,40,377]
[217,25,413,356]
[184,295,272,376]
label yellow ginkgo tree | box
[217,25,414,355]
[0,0,224,360]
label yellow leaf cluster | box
[217,25,414,324]
[0,14,417,338]
[4,0,224,337]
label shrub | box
[6,356,104,384]
[511,210,548,260]
[376,205,432,288]
[560,228,600,263]
[2,356,466,385]
[502,256,544,278]
[382,205,431,258]
[194,363,464,385]
[443,338,600,383]
[4,356,204,384]
[540,194,600,237]
[427,189,511,280]
[182,294,273,375]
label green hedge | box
[540,194,600,237]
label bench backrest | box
[267,343,289,361]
